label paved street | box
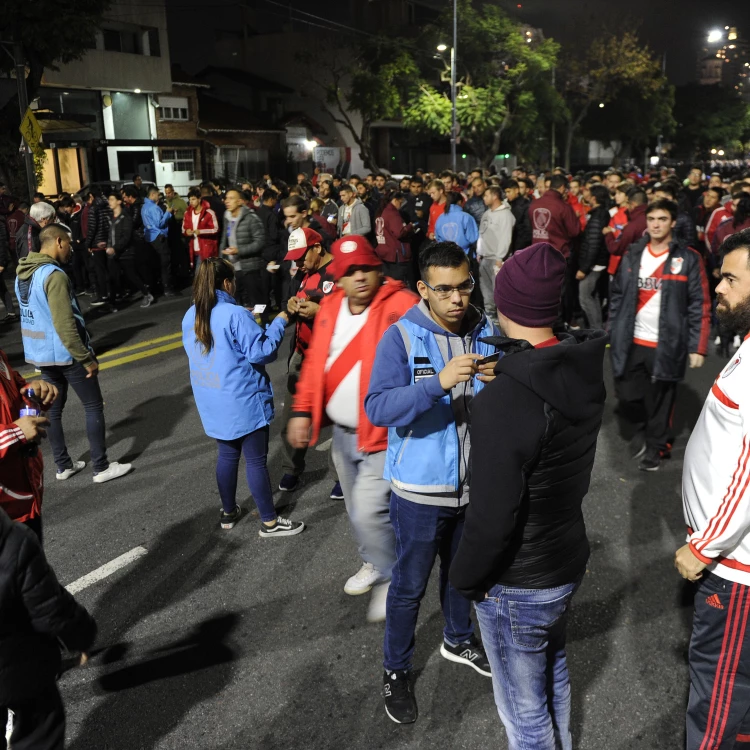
[0,295,720,750]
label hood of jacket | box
[404,298,486,339]
[628,203,648,222]
[485,329,608,421]
[23,215,40,231]
[16,252,59,282]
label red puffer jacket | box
[0,350,43,523]
[182,200,220,265]
[292,280,418,452]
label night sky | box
[167,0,750,87]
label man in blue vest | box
[365,241,499,725]
[15,224,132,484]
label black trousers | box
[71,247,89,292]
[89,250,109,300]
[1,686,65,750]
[0,269,15,314]
[615,344,677,453]
[235,269,264,309]
[686,574,750,749]
[110,252,149,297]
[150,235,173,292]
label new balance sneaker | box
[329,481,344,500]
[440,636,492,677]
[383,669,417,724]
[258,516,305,538]
[344,562,382,596]
[220,505,242,530]
[367,581,389,623]
[56,460,86,480]
[278,474,300,492]
[3,312,18,323]
[93,461,133,484]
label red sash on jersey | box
[324,326,367,406]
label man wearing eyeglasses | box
[365,241,500,725]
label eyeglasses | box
[422,275,475,300]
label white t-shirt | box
[633,244,669,347]
[191,209,201,254]
[324,299,370,428]
[342,204,354,236]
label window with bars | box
[160,105,189,121]
[161,149,195,177]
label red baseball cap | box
[285,227,323,261]
[330,235,381,280]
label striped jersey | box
[683,334,750,585]
[633,244,669,348]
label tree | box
[298,37,418,172]
[557,32,669,171]
[401,0,560,167]
[0,0,109,194]
[671,84,750,160]
[580,81,676,166]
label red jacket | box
[605,203,648,275]
[0,350,43,523]
[529,190,581,258]
[374,203,413,263]
[292,280,418,452]
[712,216,750,256]
[706,206,733,254]
[182,200,219,264]
[609,206,629,238]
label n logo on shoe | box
[460,649,478,662]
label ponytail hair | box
[444,190,460,214]
[193,257,235,354]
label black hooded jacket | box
[450,329,608,599]
[0,509,97,703]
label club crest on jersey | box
[723,354,741,378]
[322,281,334,294]
[670,257,684,275]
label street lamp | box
[708,29,723,43]
[436,0,458,172]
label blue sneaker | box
[329,481,344,500]
[278,474,300,492]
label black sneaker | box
[278,473,300,492]
[639,449,661,472]
[220,505,243,530]
[258,516,305,538]
[383,669,417,724]
[439,636,492,677]
[329,481,344,500]
[3,312,18,323]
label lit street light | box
[437,43,447,52]
[707,29,723,43]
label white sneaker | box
[344,562,382,596]
[56,461,86,480]
[93,461,133,484]
[734,335,742,349]
[715,335,722,346]
[367,581,390,623]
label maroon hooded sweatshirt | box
[528,189,580,259]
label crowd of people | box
[2,158,750,749]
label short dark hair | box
[719,228,750,267]
[339,183,354,193]
[39,224,70,246]
[486,185,504,202]
[147,185,160,197]
[187,187,201,199]
[261,189,277,203]
[419,241,470,280]
[410,176,424,186]
[107,191,121,201]
[589,184,610,207]
[59,196,75,208]
[504,179,519,190]
[655,183,677,199]
[707,187,725,200]
[281,195,307,214]
[123,186,139,199]
[627,189,648,205]
[165,183,173,190]
[549,174,567,191]
[647,198,678,221]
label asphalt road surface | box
[0,292,725,750]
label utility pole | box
[450,0,457,172]
[14,42,36,200]
[550,66,556,167]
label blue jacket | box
[182,291,287,440]
[435,204,480,253]
[365,302,499,499]
[141,198,171,242]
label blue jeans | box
[383,492,473,671]
[475,579,582,750]
[41,362,109,473]
[216,426,276,521]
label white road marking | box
[315,438,333,452]
[65,546,148,595]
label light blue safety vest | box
[384,315,498,495]
[16,264,91,367]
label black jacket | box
[450,330,608,598]
[255,204,283,263]
[0,509,96,703]
[675,210,697,250]
[578,204,610,273]
[509,196,532,251]
[608,236,710,381]
[108,210,134,257]
[14,215,42,259]
[85,197,110,250]
[0,218,9,268]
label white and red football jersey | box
[683,334,750,585]
[633,244,670,347]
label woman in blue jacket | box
[182,258,304,537]
[434,192,480,254]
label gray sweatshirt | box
[478,201,515,260]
